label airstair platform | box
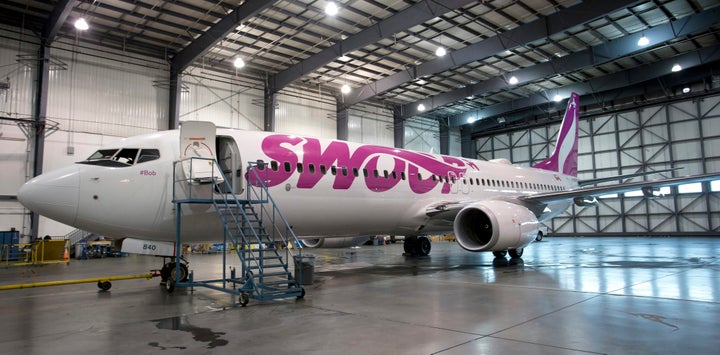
[171,157,305,305]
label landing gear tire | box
[535,232,544,242]
[297,288,306,300]
[161,262,189,283]
[416,236,431,256]
[97,281,112,291]
[239,292,250,307]
[165,279,175,293]
[509,248,524,258]
[404,236,417,254]
[492,250,507,258]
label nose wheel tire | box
[239,292,250,307]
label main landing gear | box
[492,248,524,258]
[403,236,432,256]
[159,257,189,293]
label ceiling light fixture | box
[671,63,682,72]
[418,103,426,112]
[233,57,245,68]
[682,87,691,94]
[435,46,446,57]
[325,2,338,16]
[508,76,518,85]
[637,35,649,46]
[341,84,351,94]
[553,94,562,102]
[74,18,89,31]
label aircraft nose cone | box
[17,165,80,225]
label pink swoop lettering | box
[250,135,478,194]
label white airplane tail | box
[532,92,579,177]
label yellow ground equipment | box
[0,272,160,291]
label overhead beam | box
[269,0,477,93]
[465,45,720,138]
[345,0,642,107]
[43,0,78,44]
[170,1,274,73]
[405,6,720,122]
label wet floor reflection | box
[309,237,720,302]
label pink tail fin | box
[532,92,579,177]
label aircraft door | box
[179,121,222,181]
[216,136,243,194]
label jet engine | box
[300,236,370,248]
[453,200,539,252]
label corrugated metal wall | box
[404,116,440,153]
[47,41,168,137]
[275,86,337,139]
[347,103,393,145]
[476,94,720,236]
[180,71,264,130]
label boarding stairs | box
[172,158,304,302]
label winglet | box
[532,92,579,177]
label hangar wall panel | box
[0,28,36,120]
[180,73,264,130]
[404,116,440,153]
[275,87,336,139]
[47,42,168,137]
[475,93,720,236]
[347,104,393,146]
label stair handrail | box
[244,161,303,254]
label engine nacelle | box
[300,236,369,248]
[453,200,539,252]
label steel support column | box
[264,85,276,132]
[168,70,181,129]
[393,107,404,149]
[336,103,349,141]
[439,118,449,155]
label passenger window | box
[353,168,359,177]
[270,161,278,172]
[417,173,423,180]
[363,168,369,178]
[297,163,304,173]
[383,170,389,179]
[256,160,265,170]
[373,170,379,178]
[308,164,315,174]
[401,172,406,180]
[284,162,291,172]
[331,166,337,175]
[342,167,348,176]
[320,165,327,174]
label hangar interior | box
[0,0,719,353]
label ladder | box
[172,157,305,304]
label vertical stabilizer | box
[532,92,579,177]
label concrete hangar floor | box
[0,237,718,354]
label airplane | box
[17,92,720,280]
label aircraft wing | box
[521,172,720,205]
[424,172,720,221]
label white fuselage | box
[18,128,576,243]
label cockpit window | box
[87,149,118,160]
[137,149,160,163]
[79,148,159,167]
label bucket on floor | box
[294,254,315,285]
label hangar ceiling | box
[2,0,719,133]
